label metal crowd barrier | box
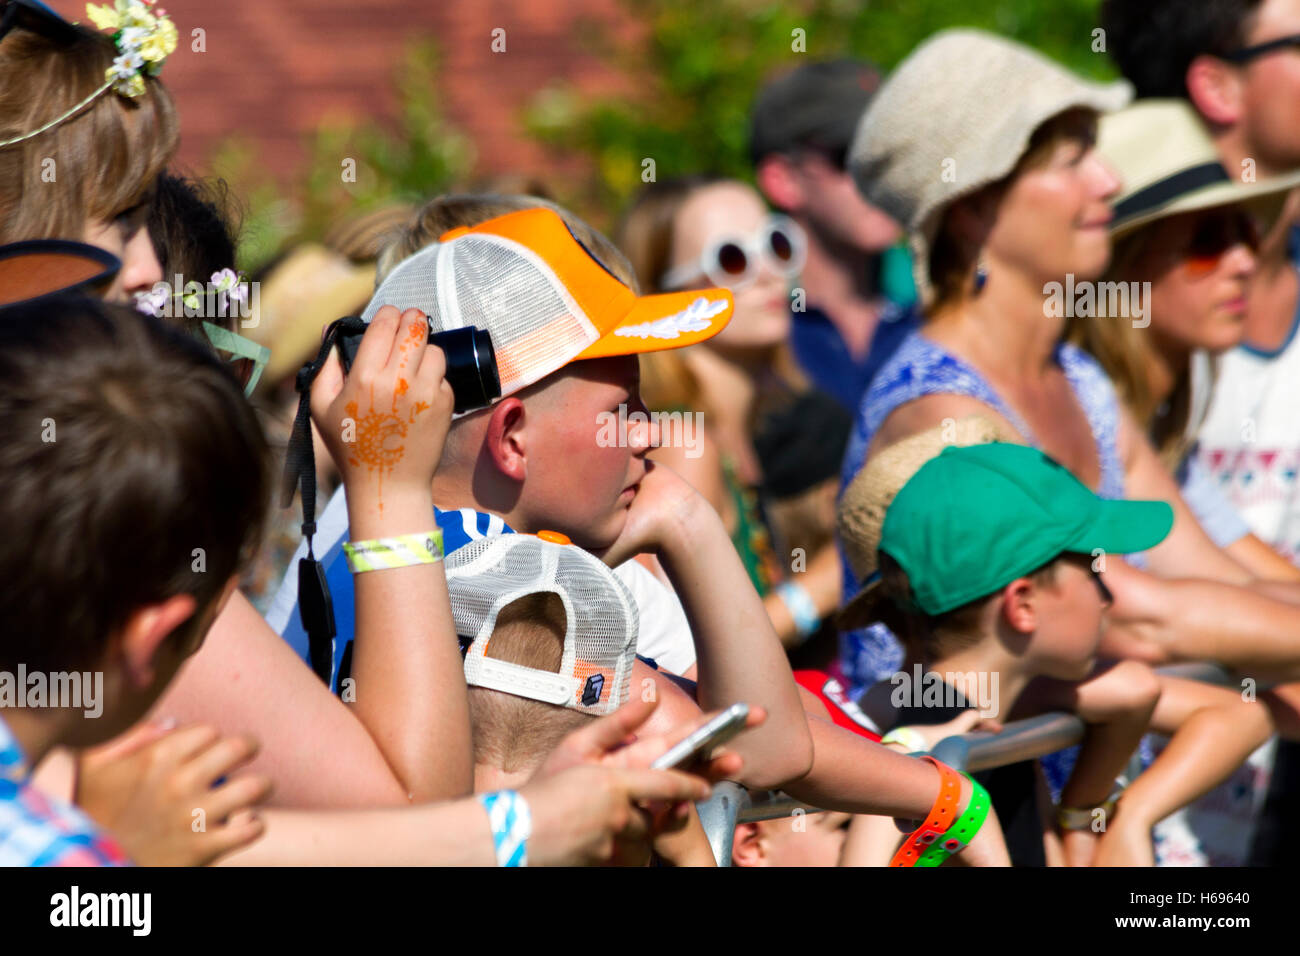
[699,661,1239,865]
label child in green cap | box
[843,439,1279,866]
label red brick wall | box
[48,0,639,186]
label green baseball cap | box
[855,442,1173,619]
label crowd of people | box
[4,0,1300,868]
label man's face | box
[516,356,655,551]
[1235,0,1300,172]
[789,150,901,253]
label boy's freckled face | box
[525,356,649,550]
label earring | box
[973,256,988,294]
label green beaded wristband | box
[915,774,991,867]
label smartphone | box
[650,703,751,771]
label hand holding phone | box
[650,703,752,771]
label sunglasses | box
[660,215,807,292]
[1182,210,1260,277]
[1224,33,1300,63]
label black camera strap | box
[281,316,367,689]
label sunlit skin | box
[82,201,161,304]
[1118,210,1258,359]
[667,181,792,349]
[1022,556,1111,683]
[1223,0,1300,175]
[786,151,901,254]
[732,811,851,867]
[970,118,1120,296]
[437,355,658,553]
[344,320,436,514]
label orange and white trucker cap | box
[445,532,637,715]
[360,207,735,398]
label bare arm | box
[153,591,410,808]
[309,307,473,802]
[765,542,842,648]
[1116,407,1256,585]
[1225,533,1300,584]
[1102,560,1300,678]
[599,461,813,789]
[782,716,1010,866]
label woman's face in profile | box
[82,202,163,304]
[982,121,1121,287]
[1124,210,1257,356]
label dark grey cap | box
[749,59,883,166]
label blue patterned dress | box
[837,330,1151,796]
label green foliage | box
[525,0,1111,223]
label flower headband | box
[87,0,177,97]
[0,0,177,148]
[135,270,272,397]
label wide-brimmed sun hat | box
[848,29,1132,306]
[1098,98,1300,239]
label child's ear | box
[485,397,528,482]
[116,594,199,689]
[999,578,1038,634]
[731,822,767,867]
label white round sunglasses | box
[660,214,807,291]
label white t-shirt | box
[267,485,698,676]
[1197,314,1300,559]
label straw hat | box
[848,29,1131,307]
[246,244,376,389]
[1098,98,1300,239]
[836,415,1005,630]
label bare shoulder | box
[869,393,1026,459]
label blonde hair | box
[376,193,638,289]
[0,26,178,242]
[467,592,588,773]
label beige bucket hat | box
[1098,99,1300,239]
[836,415,1005,630]
[848,29,1132,307]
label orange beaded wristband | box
[889,756,964,867]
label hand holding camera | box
[309,306,457,526]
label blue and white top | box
[267,486,699,690]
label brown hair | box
[0,26,178,242]
[876,552,1059,664]
[148,172,241,337]
[0,295,269,673]
[1068,228,1200,470]
[928,109,1100,312]
[468,592,589,773]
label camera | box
[332,316,501,414]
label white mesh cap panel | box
[361,234,602,396]
[445,535,637,715]
[361,243,448,329]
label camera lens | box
[429,327,501,413]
